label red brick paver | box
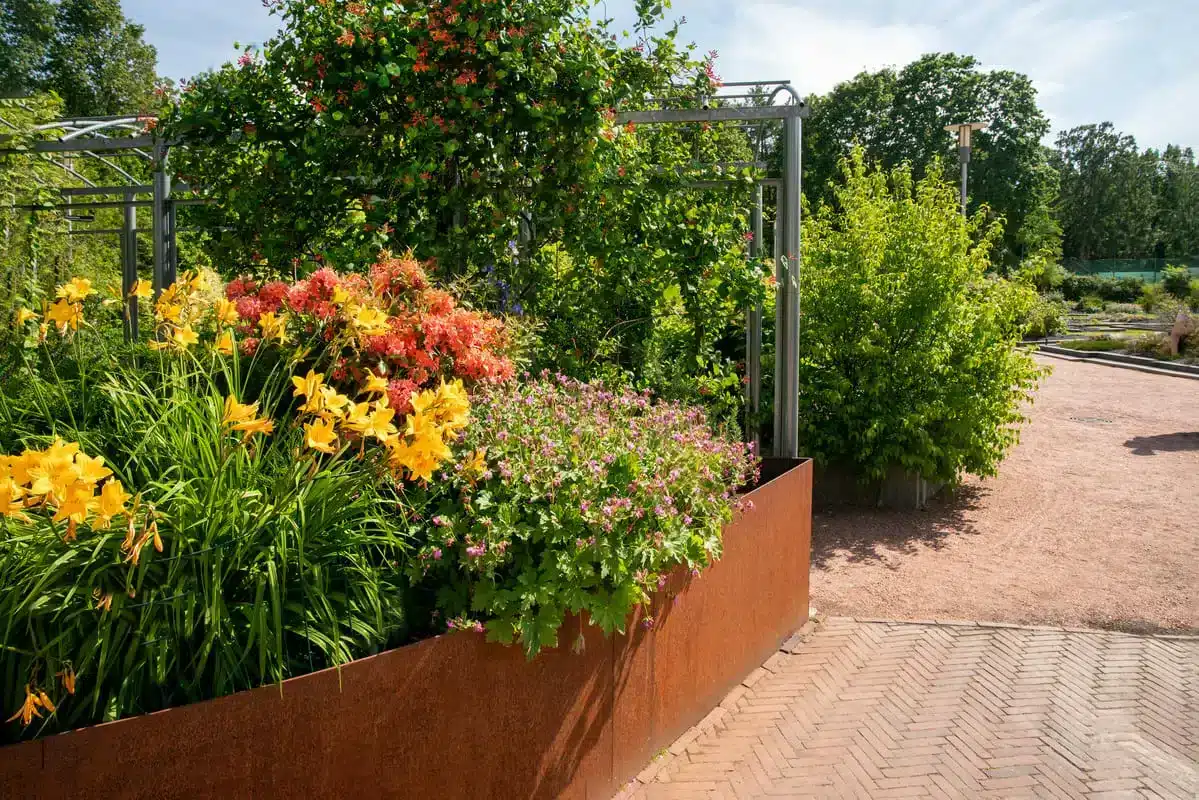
[619,619,1199,799]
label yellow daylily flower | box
[215,330,235,356]
[258,311,288,344]
[130,279,153,299]
[171,325,199,351]
[56,277,95,303]
[331,285,351,305]
[52,480,96,525]
[95,479,132,524]
[362,373,389,395]
[215,298,239,326]
[15,307,38,325]
[156,303,182,324]
[46,300,83,332]
[291,369,326,412]
[318,386,351,417]
[351,306,391,336]
[230,415,274,442]
[222,396,260,428]
[72,452,113,485]
[304,418,338,454]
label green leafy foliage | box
[1161,265,1193,299]
[1021,294,1067,339]
[1060,273,1144,303]
[795,150,1043,485]
[401,375,757,656]
[800,53,1060,268]
[0,0,159,116]
[0,325,411,742]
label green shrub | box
[403,375,756,655]
[1128,332,1170,357]
[1022,295,1068,339]
[1062,336,1126,352]
[1015,256,1066,293]
[1077,294,1106,313]
[795,151,1043,485]
[1161,265,1193,299]
[1061,273,1144,303]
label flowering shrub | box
[0,264,501,740]
[221,252,514,409]
[406,374,757,655]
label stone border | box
[1036,345,1199,380]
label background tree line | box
[799,53,1199,268]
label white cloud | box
[717,4,937,95]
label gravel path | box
[810,356,1199,634]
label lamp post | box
[944,122,987,216]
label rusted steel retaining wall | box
[0,459,811,800]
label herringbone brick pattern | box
[621,619,1199,799]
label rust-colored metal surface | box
[0,460,812,800]
[641,458,812,751]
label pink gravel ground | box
[810,355,1199,633]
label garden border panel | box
[0,459,812,800]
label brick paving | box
[619,618,1199,799]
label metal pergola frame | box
[616,80,807,459]
[4,81,806,457]
[0,113,179,339]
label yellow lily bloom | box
[291,369,326,411]
[52,480,96,525]
[230,416,274,442]
[15,307,37,325]
[351,306,391,336]
[222,395,260,428]
[171,325,199,351]
[72,452,113,485]
[362,373,389,395]
[305,418,338,454]
[56,277,95,303]
[130,279,153,299]
[96,479,132,524]
[156,303,182,324]
[258,311,289,344]
[215,330,235,356]
[318,386,351,417]
[215,298,239,326]
[46,299,83,332]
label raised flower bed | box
[0,458,810,799]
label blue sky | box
[126,0,1198,149]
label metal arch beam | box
[615,105,807,125]
[20,135,159,153]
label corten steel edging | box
[0,460,812,800]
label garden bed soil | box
[0,460,812,800]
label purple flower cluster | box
[412,372,758,653]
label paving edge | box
[1034,347,1199,380]
[842,616,1199,640]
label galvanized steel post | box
[151,141,170,295]
[775,114,802,459]
[122,191,138,340]
[746,184,764,448]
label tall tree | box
[1052,123,1157,260]
[0,0,158,116]
[802,53,1060,268]
[1153,145,1199,259]
[0,0,55,97]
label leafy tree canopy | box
[0,0,160,116]
[802,53,1060,268]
